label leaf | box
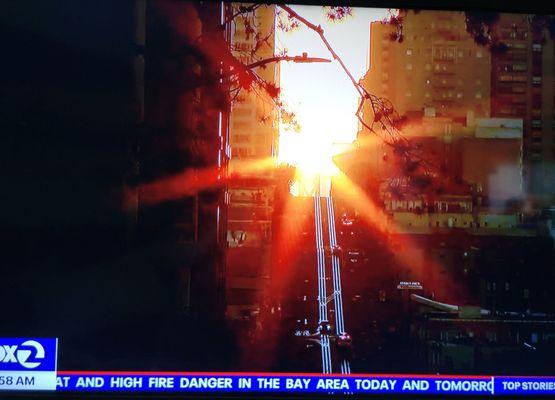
[264,82,280,99]
[324,6,353,22]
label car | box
[331,245,343,257]
[317,320,333,335]
[337,332,353,348]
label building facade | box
[362,10,491,122]
[227,4,279,320]
[490,14,555,199]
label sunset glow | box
[276,5,389,191]
[278,131,340,177]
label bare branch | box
[223,3,263,26]
[276,4,441,195]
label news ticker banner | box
[52,372,555,396]
[0,338,58,391]
[1,337,555,396]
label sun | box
[278,132,340,177]
[277,131,343,197]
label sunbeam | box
[137,157,277,205]
[332,171,466,303]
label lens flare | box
[332,170,467,302]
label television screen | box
[3,0,555,397]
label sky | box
[276,5,389,157]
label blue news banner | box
[2,338,555,396]
[55,372,555,396]
[0,338,58,391]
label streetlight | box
[245,52,331,71]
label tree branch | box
[277,4,440,193]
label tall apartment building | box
[140,1,230,328]
[362,10,491,121]
[490,14,555,199]
[227,4,279,320]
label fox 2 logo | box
[0,340,45,369]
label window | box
[532,43,542,52]
[234,42,252,52]
[406,48,413,56]
[433,46,456,61]
[233,121,251,129]
[233,134,249,143]
[406,63,413,70]
[533,76,542,85]
[232,108,252,117]
[237,54,251,64]
[476,50,483,58]
[254,146,266,156]
[475,92,482,99]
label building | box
[460,118,523,206]
[226,4,280,320]
[2,0,234,369]
[411,295,555,374]
[381,117,523,230]
[132,2,236,369]
[490,14,555,200]
[362,10,491,122]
